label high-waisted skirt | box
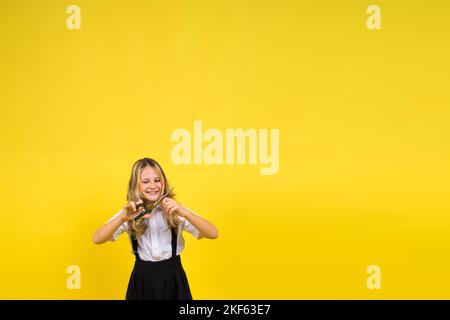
[126,255,193,300]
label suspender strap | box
[171,227,177,258]
[131,231,140,259]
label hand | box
[161,198,186,218]
[121,199,151,222]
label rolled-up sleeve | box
[107,210,128,241]
[181,210,201,239]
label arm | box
[92,201,150,244]
[92,211,127,244]
[179,207,219,240]
[161,198,219,240]
[93,201,145,244]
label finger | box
[168,200,178,208]
[168,205,177,215]
[125,203,134,216]
[162,206,170,216]
[164,203,173,213]
[164,200,174,209]
[130,201,137,212]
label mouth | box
[145,190,160,197]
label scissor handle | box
[136,202,147,210]
[133,207,154,222]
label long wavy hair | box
[127,158,178,236]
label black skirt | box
[125,228,193,300]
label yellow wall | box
[1,0,449,299]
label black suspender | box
[170,227,177,258]
[131,231,139,258]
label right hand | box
[121,200,152,222]
[120,200,142,222]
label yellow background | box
[1,0,449,299]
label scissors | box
[133,188,174,222]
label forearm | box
[93,212,126,244]
[181,208,218,239]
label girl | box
[93,158,219,300]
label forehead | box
[140,166,160,179]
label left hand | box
[161,198,186,217]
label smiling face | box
[139,166,163,203]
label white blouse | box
[108,206,201,261]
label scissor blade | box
[152,188,173,207]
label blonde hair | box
[127,158,178,236]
